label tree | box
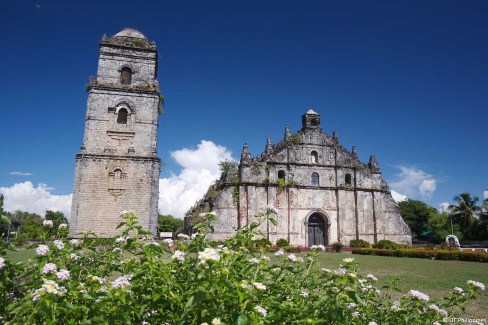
[398,199,438,240]
[158,214,183,233]
[219,160,238,178]
[449,193,482,234]
[45,210,68,228]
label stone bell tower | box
[70,28,161,237]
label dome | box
[113,28,147,40]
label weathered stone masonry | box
[187,110,412,246]
[70,29,161,237]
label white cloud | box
[0,182,72,218]
[9,172,33,176]
[159,140,235,218]
[418,179,436,199]
[484,190,488,200]
[391,190,407,203]
[389,166,437,200]
[439,202,450,213]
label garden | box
[0,209,486,324]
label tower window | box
[311,172,319,186]
[278,170,286,180]
[117,108,128,124]
[120,67,132,85]
[311,150,318,164]
[345,173,352,186]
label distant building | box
[70,29,161,237]
[186,110,412,246]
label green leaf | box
[184,291,206,310]
[237,314,249,325]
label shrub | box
[283,245,301,253]
[253,237,272,247]
[276,238,289,247]
[373,240,399,250]
[0,210,485,324]
[349,239,370,248]
[351,248,488,263]
[331,242,343,252]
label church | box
[69,28,411,245]
[186,110,412,246]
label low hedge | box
[352,248,488,263]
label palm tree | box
[448,193,482,232]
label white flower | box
[0,257,5,269]
[198,248,220,264]
[69,239,80,247]
[300,291,309,297]
[262,256,270,261]
[368,322,378,325]
[171,250,186,263]
[432,322,441,325]
[211,318,221,325]
[428,304,448,317]
[43,220,53,228]
[466,280,486,291]
[343,257,354,263]
[254,305,267,317]
[53,240,65,250]
[36,244,50,256]
[287,253,297,262]
[177,233,190,240]
[111,275,132,289]
[407,290,430,302]
[120,210,129,216]
[162,238,174,246]
[453,287,464,294]
[42,263,57,274]
[310,244,326,251]
[349,273,357,279]
[352,311,360,318]
[275,249,285,256]
[191,233,198,240]
[70,253,79,261]
[253,282,267,290]
[366,274,378,282]
[248,258,260,264]
[375,289,381,295]
[334,268,347,275]
[346,302,356,309]
[144,241,160,247]
[115,236,127,243]
[58,223,68,229]
[41,279,65,295]
[266,204,279,215]
[56,269,70,281]
[391,301,401,311]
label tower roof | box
[113,28,147,40]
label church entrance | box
[307,213,327,246]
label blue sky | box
[0,0,487,218]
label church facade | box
[187,110,411,246]
[70,29,161,237]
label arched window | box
[117,108,128,124]
[278,170,286,180]
[345,173,352,186]
[311,172,319,186]
[120,67,132,85]
[311,150,318,164]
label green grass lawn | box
[5,249,488,319]
[308,252,488,319]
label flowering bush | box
[353,248,488,263]
[0,209,485,324]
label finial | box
[284,125,291,140]
[101,34,108,41]
[368,155,381,173]
[333,130,339,142]
[266,137,272,154]
[240,143,251,166]
[351,146,357,158]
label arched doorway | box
[307,213,327,246]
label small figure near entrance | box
[445,235,461,249]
